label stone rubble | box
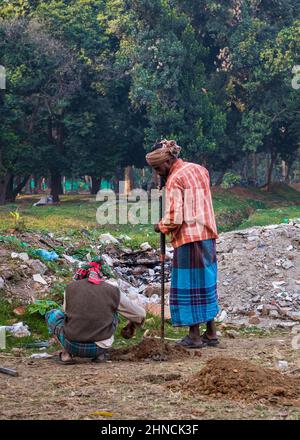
[0,223,299,328]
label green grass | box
[238,205,300,229]
[1,184,299,248]
[0,183,299,353]
[0,297,49,351]
[0,296,200,352]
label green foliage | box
[26,299,60,316]
[0,0,300,205]
[221,172,242,189]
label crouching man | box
[46,258,145,364]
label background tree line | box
[0,0,300,204]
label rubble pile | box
[0,222,299,329]
[216,222,300,328]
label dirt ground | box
[1,333,300,420]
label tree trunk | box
[90,176,101,195]
[25,176,31,194]
[124,166,134,194]
[6,175,30,203]
[33,174,39,194]
[62,176,66,194]
[285,158,294,183]
[242,153,249,184]
[50,170,62,203]
[5,174,14,202]
[281,160,290,183]
[0,172,12,205]
[266,151,277,191]
[253,153,257,186]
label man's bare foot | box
[56,350,76,364]
[60,350,73,362]
[92,353,108,363]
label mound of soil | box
[172,357,300,405]
[109,337,201,362]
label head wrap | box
[145,139,181,167]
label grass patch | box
[238,205,300,229]
[0,184,299,247]
[0,297,49,351]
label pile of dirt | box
[172,357,300,405]
[109,337,201,362]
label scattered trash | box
[216,310,228,323]
[11,252,29,262]
[0,276,4,290]
[32,249,59,261]
[33,195,53,207]
[277,360,289,369]
[62,254,80,264]
[140,242,152,251]
[99,233,119,244]
[5,322,31,337]
[30,352,53,359]
[119,234,132,241]
[272,281,286,289]
[28,259,48,275]
[33,274,47,285]
[102,254,114,267]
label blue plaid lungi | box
[170,239,219,326]
[46,309,108,358]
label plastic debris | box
[216,310,228,323]
[99,233,119,244]
[272,281,286,289]
[119,234,132,241]
[11,252,29,262]
[277,360,289,369]
[32,249,59,261]
[140,242,152,251]
[5,322,31,337]
[29,259,48,275]
[102,254,114,267]
[62,254,80,264]
[33,274,47,285]
[30,353,53,359]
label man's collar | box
[167,159,184,179]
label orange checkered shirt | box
[158,159,218,248]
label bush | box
[221,172,242,189]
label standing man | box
[146,140,219,348]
